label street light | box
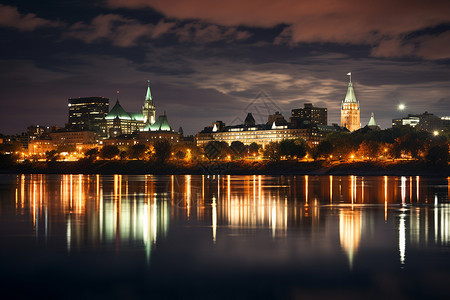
[398,104,406,111]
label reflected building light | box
[435,197,439,243]
[202,175,205,200]
[329,175,333,204]
[70,174,73,211]
[401,176,407,206]
[143,203,150,262]
[227,175,231,202]
[253,175,256,204]
[33,179,36,231]
[350,176,355,204]
[399,213,406,266]
[339,209,361,269]
[21,174,25,210]
[151,201,158,244]
[361,177,364,203]
[186,175,191,219]
[440,205,450,245]
[384,176,388,222]
[15,187,18,211]
[416,176,420,202]
[410,177,413,203]
[171,175,174,205]
[67,215,71,253]
[99,186,104,243]
[305,175,308,205]
[212,196,217,244]
[271,201,277,239]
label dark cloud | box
[106,0,450,49]
[0,4,60,31]
[67,14,175,47]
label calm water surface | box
[0,174,450,299]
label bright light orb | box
[398,104,406,110]
[433,131,439,136]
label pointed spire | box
[145,80,152,101]
[368,112,377,126]
[343,74,358,104]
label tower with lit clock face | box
[142,80,156,125]
[341,73,360,132]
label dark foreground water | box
[0,174,449,299]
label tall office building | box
[291,103,327,126]
[68,96,109,133]
[340,73,360,132]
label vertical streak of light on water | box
[329,175,333,204]
[384,176,388,222]
[186,175,191,220]
[361,177,364,203]
[416,176,420,203]
[212,196,217,244]
[401,176,406,206]
[435,194,438,244]
[305,175,308,205]
[143,203,150,263]
[410,177,413,203]
[399,213,406,266]
[67,215,71,253]
[272,200,276,239]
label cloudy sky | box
[1,0,449,135]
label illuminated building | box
[141,80,156,124]
[68,96,109,136]
[291,103,327,127]
[104,114,180,145]
[340,74,360,132]
[28,138,55,154]
[392,111,443,132]
[392,115,420,127]
[104,81,179,139]
[196,112,321,147]
[50,130,98,150]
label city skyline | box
[1,0,450,135]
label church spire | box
[343,73,358,104]
[145,80,152,102]
[368,112,377,126]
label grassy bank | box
[0,159,448,176]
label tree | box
[230,141,247,158]
[84,148,99,160]
[119,151,127,160]
[426,144,449,166]
[248,142,261,156]
[175,150,185,160]
[45,150,59,162]
[204,141,230,160]
[314,140,333,160]
[129,144,147,160]
[264,142,281,161]
[357,140,382,160]
[99,145,120,160]
[279,139,308,159]
[153,140,171,163]
[325,132,354,158]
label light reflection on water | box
[2,174,450,297]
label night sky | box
[1,0,450,135]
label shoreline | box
[0,160,448,177]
